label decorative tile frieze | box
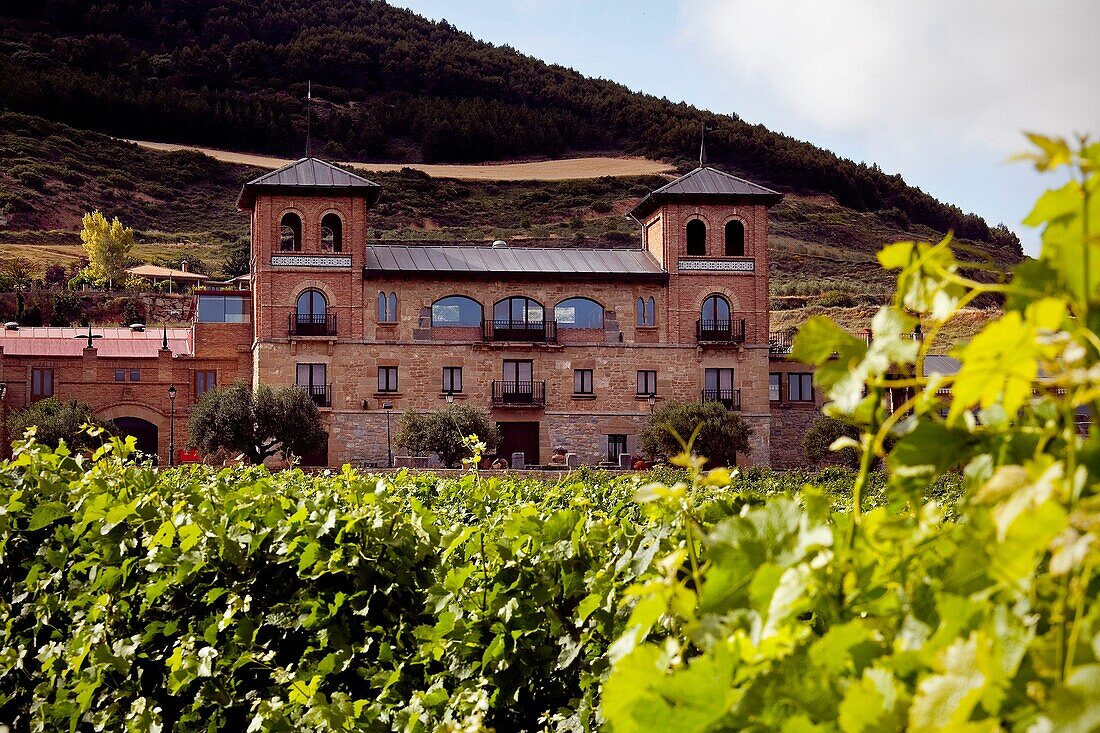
[677,259,755,273]
[271,255,353,268]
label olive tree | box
[395,404,501,468]
[187,383,326,464]
[640,400,753,466]
[6,398,110,452]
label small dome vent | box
[4,322,18,331]
[491,239,507,248]
[130,323,146,332]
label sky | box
[390,0,1100,256]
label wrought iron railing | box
[696,318,746,343]
[769,331,794,355]
[301,383,332,408]
[290,313,337,337]
[482,319,557,343]
[701,388,742,411]
[491,380,546,407]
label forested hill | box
[0,0,1020,257]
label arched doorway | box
[113,417,159,460]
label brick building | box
[0,157,826,468]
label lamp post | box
[168,385,177,467]
[383,401,393,468]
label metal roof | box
[363,245,667,282]
[630,166,783,218]
[237,158,381,209]
[0,327,193,358]
[921,355,961,377]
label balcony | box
[290,313,337,337]
[701,388,741,411]
[483,319,557,344]
[491,380,546,407]
[769,331,794,355]
[301,383,332,408]
[696,318,746,344]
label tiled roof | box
[0,327,193,358]
[630,166,783,218]
[363,245,666,281]
[237,158,381,209]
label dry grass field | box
[126,140,675,181]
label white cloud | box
[685,1,1099,157]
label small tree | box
[803,414,861,469]
[187,383,326,464]
[7,398,109,451]
[80,210,134,288]
[395,404,501,468]
[641,400,752,466]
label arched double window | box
[493,296,544,326]
[636,296,656,327]
[377,291,397,323]
[295,289,329,335]
[555,297,604,329]
[280,213,302,252]
[724,220,745,257]
[432,295,483,327]
[700,294,731,326]
[686,219,706,256]
[321,213,343,253]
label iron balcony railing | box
[482,319,557,343]
[696,318,746,344]
[301,383,332,408]
[491,380,546,407]
[701,388,742,411]
[769,331,794,355]
[290,313,337,337]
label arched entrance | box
[113,417,159,460]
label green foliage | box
[6,397,109,451]
[394,404,501,468]
[641,400,753,466]
[600,134,1100,732]
[79,209,133,286]
[803,414,861,468]
[186,383,326,464]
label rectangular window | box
[195,370,217,398]
[769,373,781,402]
[608,434,629,464]
[31,368,54,400]
[503,360,533,384]
[196,294,250,323]
[114,369,125,382]
[129,369,140,382]
[442,366,462,394]
[636,370,657,396]
[297,363,329,406]
[377,366,398,393]
[573,369,593,395]
[788,373,814,402]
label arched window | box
[432,295,483,327]
[701,294,731,326]
[724,220,745,257]
[321,213,343,252]
[686,219,706,256]
[377,291,397,323]
[295,289,329,335]
[493,296,544,325]
[555,297,604,329]
[280,213,302,252]
[636,296,656,327]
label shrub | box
[640,399,753,466]
[6,397,109,451]
[802,414,860,468]
[395,404,501,467]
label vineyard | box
[2,135,1100,731]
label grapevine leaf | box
[27,501,67,531]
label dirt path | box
[125,140,674,181]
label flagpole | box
[306,80,312,157]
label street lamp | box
[168,385,177,467]
[647,393,656,414]
[445,391,454,405]
[383,401,393,468]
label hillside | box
[0,112,1006,338]
[0,0,1021,258]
